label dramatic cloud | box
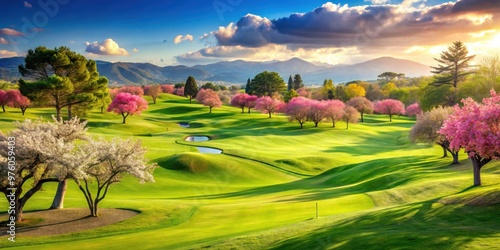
[0,38,8,44]
[23,1,32,8]
[173,34,194,44]
[0,28,24,36]
[207,0,500,48]
[182,0,500,65]
[0,50,18,58]
[85,38,129,56]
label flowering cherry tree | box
[409,107,458,163]
[439,90,500,186]
[324,100,345,127]
[346,97,373,122]
[0,90,14,112]
[161,84,175,94]
[374,99,405,122]
[231,93,249,113]
[285,97,311,128]
[107,92,148,124]
[255,96,284,118]
[143,85,162,104]
[195,89,222,113]
[308,100,329,127]
[245,95,258,113]
[343,106,359,129]
[406,103,422,117]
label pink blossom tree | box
[9,90,31,115]
[119,86,144,96]
[230,93,249,113]
[308,100,329,127]
[0,90,14,112]
[245,95,258,113]
[161,84,175,94]
[255,96,284,118]
[324,100,345,128]
[343,106,359,129]
[174,87,184,96]
[374,99,405,122]
[439,90,500,186]
[285,97,311,129]
[406,103,422,118]
[107,92,148,124]
[346,97,373,122]
[195,89,222,113]
[143,85,162,104]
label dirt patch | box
[1,208,138,237]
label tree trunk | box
[361,112,364,122]
[389,114,392,122]
[314,122,318,127]
[56,106,62,121]
[332,121,336,128]
[100,106,104,114]
[268,112,272,118]
[470,155,491,186]
[1,105,5,112]
[153,97,156,104]
[21,108,26,115]
[50,180,67,209]
[67,105,72,120]
[209,106,212,113]
[440,145,448,157]
[346,121,349,130]
[451,151,459,164]
[472,159,482,186]
[241,107,244,113]
[247,108,251,113]
[122,113,129,124]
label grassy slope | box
[0,94,499,249]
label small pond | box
[178,122,190,128]
[197,147,222,154]
[185,136,209,142]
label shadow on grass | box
[268,201,500,249]
[179,156,449,202]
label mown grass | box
[0,93,499,249]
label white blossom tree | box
[0,117,87,221]
[49,137,157,217]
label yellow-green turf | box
[0,93,499,249]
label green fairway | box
[1,93,499,249]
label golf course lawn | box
[1,93,499,249]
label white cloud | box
[0,28,24,36]
[85,38,129,56]
[0,38,8,44]
[133,48,139,53]
[23,1,32,8]
[173,34,194,44]
[0,50,18,58]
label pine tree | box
[431,41,475,105]
[288,75,293,91]
[184,76,198,103]
[293,74,304,90]
[245,78,251,94]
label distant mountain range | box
[0,56,432,85]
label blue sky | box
[1,0,499,66]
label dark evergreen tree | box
[184,76,198,103]
[288,75,293,91]
[431,41,475,105]
[245,78,251,94]
[293,74,304,90]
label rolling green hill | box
[0,93,499,249]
